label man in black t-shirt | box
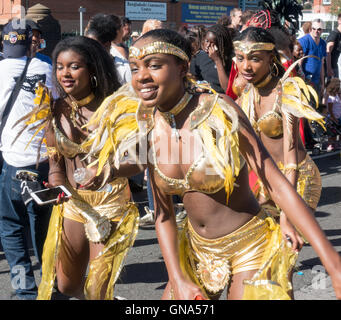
[327,13,341,78]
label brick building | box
[0,0,250,34]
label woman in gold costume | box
[84,29,341,300]
[19,36,140,300]
[234,27,323,238]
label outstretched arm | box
[148,164,205,300]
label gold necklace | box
[158,92,193,142]
[69,92,95,126]
[76,92,95,106]
[254,73,272,88]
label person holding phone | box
[19,36,141,300]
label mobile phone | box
[31,185,72,205]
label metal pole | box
[79,6,86,36]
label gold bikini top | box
[150,95,245,197]
[52,118,89,159]
[151,129,245,196]
[240,74,325,150]
[241,84,283,138]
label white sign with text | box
[125,1,167,21]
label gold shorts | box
[179,210,297,300]
[179,211,270,298]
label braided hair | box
[246,0,303,34]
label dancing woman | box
[85,29,341,300]
[16,36,140,300]
[234,28,324,232]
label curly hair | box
[52,36,120,100]
[84,14,121,45]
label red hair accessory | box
[246,10,272,29]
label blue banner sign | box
[182,3,233,24]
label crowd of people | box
[0,0,341,301]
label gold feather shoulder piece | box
[11,82,53,166]
[190,94,240,204]
[279,57,325,129]
[82,83,154,176]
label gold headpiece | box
[129,41,189,62]
[233,41,275,55]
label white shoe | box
[139,207,155,226]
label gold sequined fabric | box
[151,94,245,201]
[37,178,139,300]
[177,210,296,299]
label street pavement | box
[0,152,340,300]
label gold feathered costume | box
[83,82,297,300]
[14,83,140,300]
[239,60,323,214]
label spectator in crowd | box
[297,21,312,39]
[25,20,51,64]
[141,19,163,35]
[230,8,242,31]
[298,19,326,95]
[190,24,233,93]
[217,14,232,28]
[292,40,306,78]
[108,14,132,85]
[240,10,255,32]
[119,17,132,55]
[85,13,119,53]
[0,19,53,300]
[190,24,206,50]
[326,78,341,125]
[326,13,341,78]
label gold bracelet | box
[283,163,298,171]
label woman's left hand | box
[207,44,220,62]
[280,212,304,252]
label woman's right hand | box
[170,277,206,300]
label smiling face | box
[129,37,188,111]
[56,49,92,100]
[235,42,273,85]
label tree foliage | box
[331,0,341,15]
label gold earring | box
[270,63,279,77]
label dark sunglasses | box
[312,28,322,31]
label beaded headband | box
[129,41,189,62]
[233,41,275,55]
